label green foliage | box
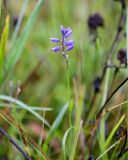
[0,0,127,159]
[0,0,2,17]
[62,127,74,160]
[6,0,45,72]
[0,15,9,82]
[105,114,125,148]
[0,95,51,127]
[47,103,69,141]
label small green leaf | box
[105,114,125,148]
[0,15,9,81]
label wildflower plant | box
[50,25,74,65]
[50,25,74,126]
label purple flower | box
[64,39,74,46]
[60,26,72,38]
[61,25,66,35]
[50,38,60,42]
[51,46,60,52]
[66,45,74,51]
[50,25,74,59]
[64,28,72,38]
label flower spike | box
[50,25,74,60]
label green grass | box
[0,0,127,159]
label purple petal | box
[61,25,66,35]
[63,27,70,34]
[61,26,72,36]
[64,29,72,38]
[51,46,60,52]
[65,27,71,33]
[66,45,74,51]
[64,39,74,46]
[50,38,60,42]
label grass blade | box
[0,111,48,160]
[62,127,74,160]
[70,121,83,160]
[96,138,123,160]
[0,15,9,81]
[0,102,53,111]
[105,114,125,148]
[47,103,69,140]
[0,95,50,127]
[6,0,45,72]
[11,0,29,44]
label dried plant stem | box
[97,77,128,118]
[107,8,126,61]
[106,100,128,112]
[0,110,49,160]
[108,67,119,94]
[0,127,31,160]
[89,6,126,110]
[86,4,127,144]
[90,77,128,136]
[96,137,124,160]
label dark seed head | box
[88,13,104,30]
[118,26,123,33]
[12,16,19,27]
[93,77,101,93]
[117,48,127,65]
[116,126,126,140]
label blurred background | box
[0,0,127,159]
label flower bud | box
[51,46,60,52]
[64,39,74,46]
[50,38,60,42]
[66,45,74,51]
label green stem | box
[66,59,72,127]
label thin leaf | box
[47,103,69,140]
[11,0,29,44]
[0,95,50,127]
[0,15,9,81]
[0,111,48,160]
[62,127,74,160]
[6,0,45,71]
[0,102,53,111]
[105,114,125,148]
[70,121,83,160]
[107,100,128,112]
[96,138,123,160]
